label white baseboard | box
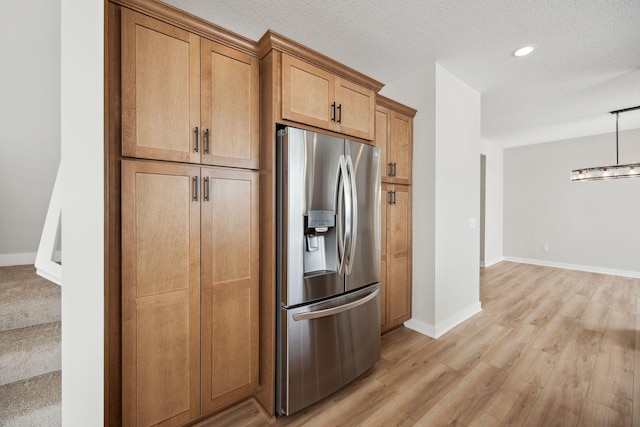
[481,257,504,268]
[0,252,37,267]
[403,318,436,338]
[503,256,640,279]
[404,301,483,339]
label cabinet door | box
[121,9,201,163]
[201,40,259,169]
[281,54,337,132]
[380,185,388,331]
[375,106,390,182]
[387,185,412,328]
[121,160,201,427]
[335,77,375,140]
[201,168,259,414]
[388,112,413,185]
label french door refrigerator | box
[276,126,381,415]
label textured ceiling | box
[163,0,640,147]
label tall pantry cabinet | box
[375,95,416,333]
[117,6,259,426]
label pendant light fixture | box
[571,105,640,181]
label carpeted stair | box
[0,265,61,426]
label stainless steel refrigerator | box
[276,126,381,416]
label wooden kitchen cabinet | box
[379,185,387,329]
[377,96,415,333]
[201,40,260,169]
[281,53,375,140]
[121,160,202,426]
[121,9,201,164]
[201,167,259,414]
[381,183,412,333]
[121,159,259,426]
[121,8,259,168]
[376,96,416,185]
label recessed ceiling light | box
[514,45,536,57]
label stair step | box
[0,265,61,333]
[0,371,61,427]
[0,322,61,386]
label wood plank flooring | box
[200,262,639,426]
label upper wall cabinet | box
[121,8,259,169]
[201,40,259,169]
[376,96,416,185]
[121,9,201,164]
[281,54,375,141]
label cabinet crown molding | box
[376,95,417,118]
[111,0,385,93]
[257,30,384,93]
[112,0,258,57]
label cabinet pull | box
[193,176,198,201]
[203,176,209,202]
[331,102,336,122]
[194,127,199,153]
[337,103,342,123]
[388,190,396,205]
[388,162,394,177]
[204,128,210,154]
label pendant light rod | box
[609,105,640,165]
[616,112,620,165]
[610,105,640,115]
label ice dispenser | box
[303,210,337,275]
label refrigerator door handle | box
[292,289,379,321]
[345,155,358,274]
[336,155,350,276]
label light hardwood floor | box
[200,262,639,426]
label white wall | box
[480,139,504,266]
[0,0,61,266]
[61,0,104,425]
[381,64,481,338]
[504,128,640,277]
[433,65,481,334]
[381,64,437,328]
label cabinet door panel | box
[282,54,336,131]
[201,168,259,414]
[387,185,412,328]
[389,112,412,185]
[136,298,190,427]
[121,9,200,163]
[375,107,390,182]
[380,185,388,331]
[121,160,201,427]
[335,78,375,140]
[201,40,259,169]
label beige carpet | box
[0,265,61,426]
[0,265,61,332]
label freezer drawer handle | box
[292,289,379,321]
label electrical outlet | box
[542,245,549,252]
